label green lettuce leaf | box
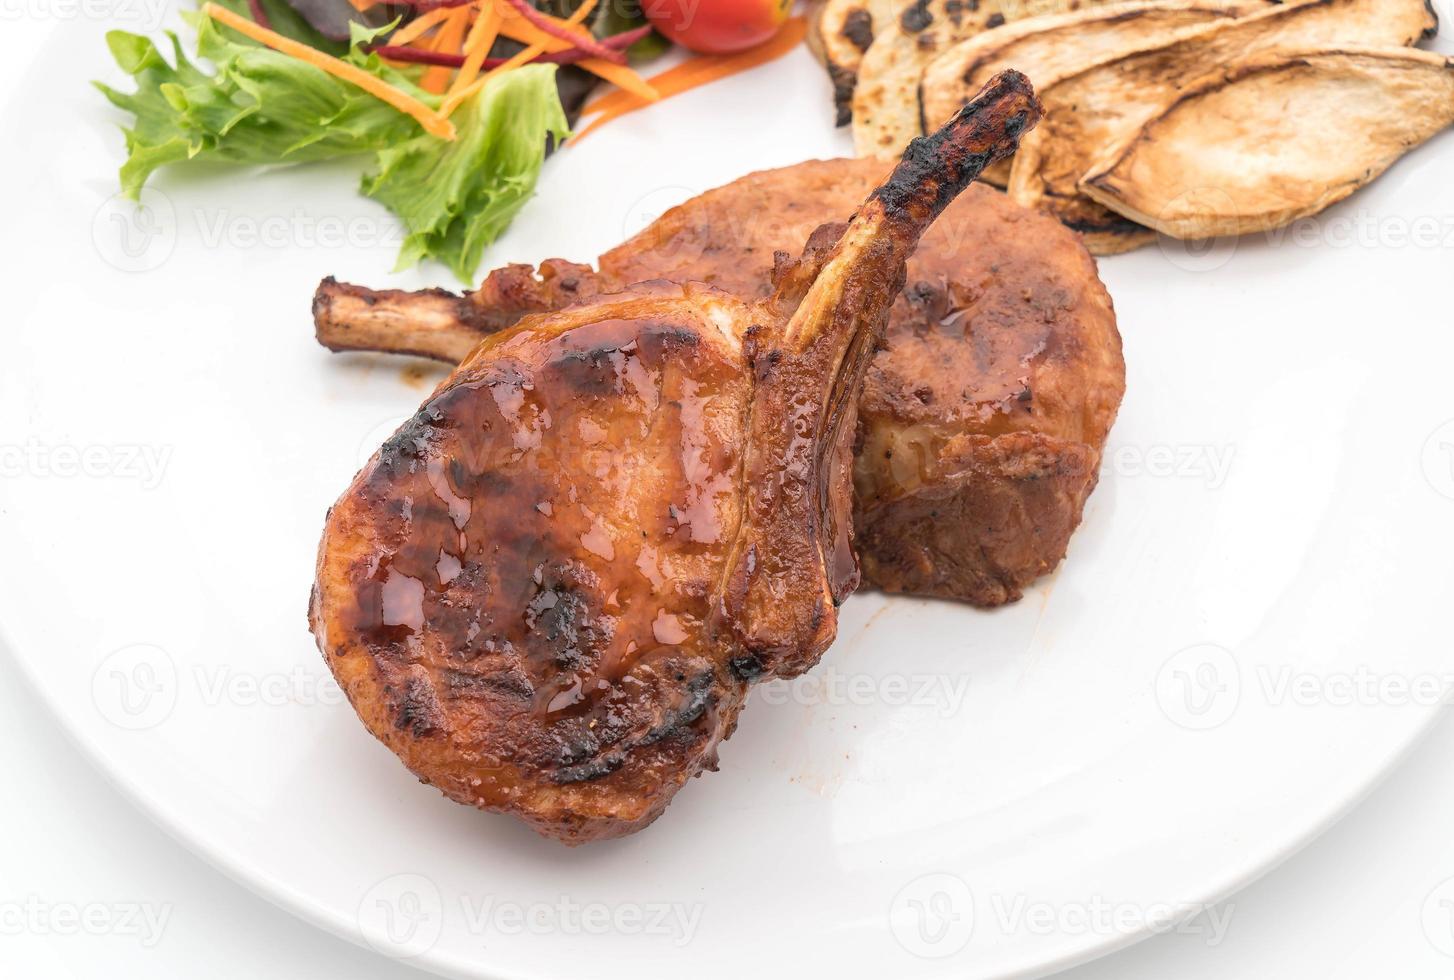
[365,66,568,282]
[94,15,569,282]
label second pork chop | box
[315,159,1125,605]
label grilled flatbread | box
[1005,0,1439,252]
[852,0,1127,157]
[1080,47,1454,238]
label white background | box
[3,10,1453,979]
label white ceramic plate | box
[4,12,1454,979]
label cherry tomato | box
[639,0,793,53]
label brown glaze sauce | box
[343,315,748,729]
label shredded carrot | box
[500,0,620,61]
[581,57,714,117]
[575,16,806,138]
[440,0,599,115]
[583,45,748,114]
[575,57,658,102]
[422,5,471,93]
[427,5,471,50]
[346,0,381,10]
[448,1,504,97]
[385,5,455,47]
[441,40,548,114]
[497,14,573,52]
[496,0,651,100]
[497,0,594,40]
[203,2,457,140]
[568,105,628,142]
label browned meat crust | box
[317,166,1124,606]
[310,75,1044,843]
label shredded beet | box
[500,0,625,62]
[368,24,648,68]
[246,0,274,29]
[391,0,629,61]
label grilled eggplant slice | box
[1079,47,1454,238]
[813,0,897,125]
[852,0,1125,157]
[1005,0,1439,252]
[919,0,1271,185]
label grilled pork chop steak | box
[316,166,1122,606]
[310,73,1044,843]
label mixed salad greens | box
[96,0,599,281]
[96,0,805,281]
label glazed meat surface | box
[310,74,1043,843]
[317,164,1123,606]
